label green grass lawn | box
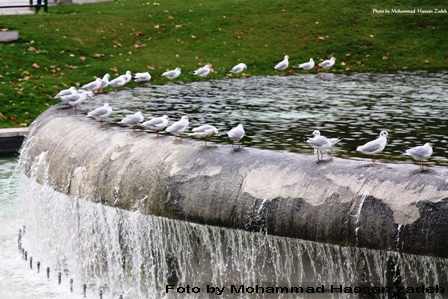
[0,0,447,127]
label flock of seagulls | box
[274,55,336,72]
[116,111,244,147]
[307,130,433,170]
[55,54,337,102]
[54,55,433,170]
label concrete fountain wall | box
[22,105,448,258]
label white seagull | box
[99,73,110,92]
[134,72,152,83]
[165,116,189,138]
[54,86,77,99]
[191,64,212,78]
[189,124,219,146]
[356,131,389,164]
[120,111,144,130]
[404,143,433,170]
[162,68,181,81]
[141,115,170,136]
[109,71,132,89]
[87,103,113,125]
[81,78,103,92]
[123,70,132,84]
[109,76,126,89]
[319,57,336,69]
[298,58,315,71]
[307,130,341,161]
[227,124,245,148]
[274,55,289,71]
[62,90,94,111]
[229,63,247,75]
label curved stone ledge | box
[22,105,448,258]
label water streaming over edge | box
[15,159,448,299]
[0,157,81,299]
[1,156,448,298]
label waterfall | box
[18,173,448,298]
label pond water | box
[83,71,448,166]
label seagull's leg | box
[204,140,208,147]
[320,150,324,160]
[371,155,376,164]
[316,150,319,161]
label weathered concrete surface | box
[22,105,448,258]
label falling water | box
[16,171,448,298]
[353,192,368,247]
[396,224,404,250]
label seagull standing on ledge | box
[274,55,289,71]
[356,131,389,164]
[162,68,181,81]
[142,115,170,136]
[54,86,76,99]
[227,124,245,148]
[87,103,113,126]
[298,58,315,71]
[189,124,219,146]
[109,71,132,90]
[229,63,247,75]
[404,143,433,170]
[191,64,212,78]
[134,72,152,83]
[81,78,102,93]
[62,90,93,111]
[165,116,189,139]
[307,130,341,161]
[98,73,110,93]
[120,111,144,131]
[319,57,336,69]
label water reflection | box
[82,72,448,166]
